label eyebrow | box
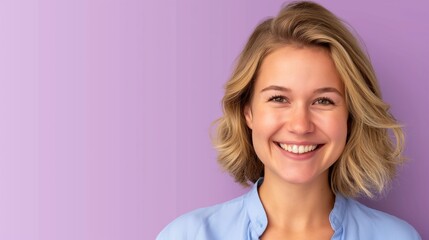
[260,85,291,93]
[314,87,343,97]
[260,85,343,97]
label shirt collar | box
[244,178,267,237]
[329,193,346,233]
[244,177,346,237]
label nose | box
[287,105,314,135]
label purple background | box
[0,0,427,239]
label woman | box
[157,1,421,239]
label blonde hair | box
[214,1,404,198]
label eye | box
[268,95,289,103]
[314,97,334,105]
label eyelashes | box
[267,95,288,103]
[267,95,335,105]
[313,97,335,105]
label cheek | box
[250,108,283,161]
[313,109,348,139]
[252,107,283,136]
[324,112,348,145]
[334,122,348,145]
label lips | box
[276,142,320,154]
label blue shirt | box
[157,179,421,239]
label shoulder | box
[156,194,247,240]
[341,197,421,239]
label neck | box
[258,172,334,231]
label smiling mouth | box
[275,142,321,154]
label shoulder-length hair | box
[214,1,404,198]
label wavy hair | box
[213,1,405,198]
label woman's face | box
[244,45,348,186]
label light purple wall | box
[0,0,427,239]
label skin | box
[244,45,348,239]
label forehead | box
[255,45,343,92]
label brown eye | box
[314,97,334,105]
[268,95,288,103]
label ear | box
[244,104,253,129]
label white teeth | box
[298,145,304,154]
[278,143,318,154]
[293,145,298,153]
